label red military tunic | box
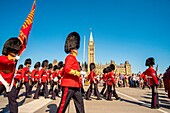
[52,71,58,83]
[61,54,81,88]
[31,69,39,82]
[39,68,48,83]
[163,69,170,99]
[15,69,22,81]
[107,71,115,86]
[47,70,52,82]
[87,70,98,84]
[21,67,30,83]
[101,73,107,84]
[0,55,16,85]
[142,67,159,86]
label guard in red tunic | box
[15,64,23,92]
[163,66,170,99]
[47,63,53,95]
[85,63,102,100]
[57,32,85,113]
[0,37,21,113]
[141,57,159,109]
[51,65,59,100]
[16,58,32,98]
[100,68,108,95]
[107,64,120,100]
[29,62,41,95]
[33,60,49,99]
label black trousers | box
[112,84,119,99]
[16,82,30,97]
[34,82,48,98]
[57,87,85,113]
[151,86,159,108]
[86,83,101,99]
[100,83,106,95]
[0,85,18,113]
[29,81,37,94]
[107,85,112,100]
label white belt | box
[147,76,153,78]
[0,74,11,92]
[35,75,39,76]
[43,75,47,77]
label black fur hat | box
[58,61,64,69]
[2,37,21,56]
[64,32,80,54]
[145,57,155,66]
[24,58,32,65]
[18,64,23,70]
[48,63,53,69]
[53,65,58,71]
[34,62,41,68]
[109,64,115,71]
[107,66,111,72]
[90,63,96,71]
[103,68,106,74]
[42,60,49,67]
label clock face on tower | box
[90,42,93,45]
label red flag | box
[18,0,36,56]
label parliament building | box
[88,31,132,75]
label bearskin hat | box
[18,64,23,70]
[42,60,49,67]
[53,65,58,71]
[109,64,115,71]
[48,63,53,69]
[58,61,64,69]
[64,32,80,54]
[103,68,106,74]
[2,37,21,56]
[90,63,96,71]
[24,58,32,65]
[34,62,41,68]
[145,57,155,66]
[107,66,111,72]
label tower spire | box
[89,28,94,42]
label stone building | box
[87,31,132,75]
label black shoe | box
[51,97,56,100]
[85,98,92,100]
[26,95,32,98]
[33,97,39,99]
[45,96,49,99]
[116,97,120,100]
[96,98,102,100]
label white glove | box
[15,56,20,60]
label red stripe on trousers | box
[58,87,68,113]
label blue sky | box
[0,0,170,73]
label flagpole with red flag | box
[18,0,36,56]
[7,0,36,92]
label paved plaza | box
[0,86,169,113]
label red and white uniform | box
[21,67,30,83]
[141,67,159,86]
[107,71,116,86]
[31,69,39,82]
[0,55,16,85]
[101,73,107,84]
[87,70,98,84]
[15,69,23,81]
[61,54,81,88]
[39,68,48,83]
[52,71,58,83]
[47,70,52,82]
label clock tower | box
[88,30,95,71]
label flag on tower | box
[18,0,36,56]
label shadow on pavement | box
[46,104,58,113]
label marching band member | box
[33,60,49,99]
[0,37,21,113]
[16,58,32,98]
[141,57,159,109]
[100,68,108,95]
[57,32,85,113]
[85,63,102,100]
[29,62,41,95]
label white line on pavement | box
[18,97,52,113]
[117,91,168,113]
